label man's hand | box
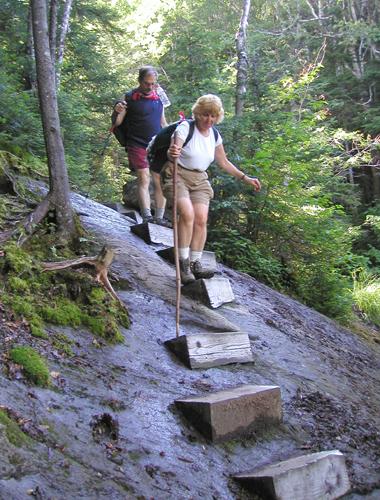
[114,101,127,114]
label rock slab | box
[165,332,253,369]
[131,222,173,247]
[175,384,282,442]
[234,450,351,500]
[182,276,235,308]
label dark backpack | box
[147,119,218,173]
[110,91,133,147]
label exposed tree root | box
[42,245,124,306]
[0,193,51,246]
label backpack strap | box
[183,119,195,147]
[212,127,219,142]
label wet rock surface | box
[0,187,379,499]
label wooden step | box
[131,222,173,247]
[102,203,143,223]
[175,384,282,442]
[156,248,217,274]
[182,276,234,308]
[165,331,253,369]
[234,450,351,500]
[121,209,143,224]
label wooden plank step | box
[156,248,217,273]
[102,203,143,223]
[175,384,281,442]
[131,222,173,247]
[182,276,234,308]
[165,331,253,369]
[121,209,143,224]
[234,450,351,500]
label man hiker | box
[113,65,170,225]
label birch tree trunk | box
[235,0,251,116]
[56,0,73,88]
[30,0,76,241]
[25,5,37,90]
[49,0,58,67]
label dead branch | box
[42,245,124,306]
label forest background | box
[1,0,379,328]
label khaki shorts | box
[161,162,214,206]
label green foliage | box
[209,72,361,319]
[352,271,380,327]
[0,410,31,447]
[9,346,50,387]
[208,229,283,288]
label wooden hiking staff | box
[172,133,181,338]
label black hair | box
[138,65,157,82]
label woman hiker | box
[162,94,261,284]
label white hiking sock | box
[179,247,190,260]
[142,208,152,218]
[155,208,165,219]
[190,250,202,263]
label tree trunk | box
[56,0,73,88]
[25,6,37,91]
[49,0,58,70]
[31,0,76,241]
[235,0,251,117]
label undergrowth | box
[352,271,380,327]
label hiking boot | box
[142,215,154,224]
[153,217,172,228]
[180,258,196,285]
[190,260,214,280]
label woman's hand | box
[243,175,261,192]
[168,143,182,159]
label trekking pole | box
[172,133,181,338]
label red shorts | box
[127,145,148,170]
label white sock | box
[179,247,190,260]
[142,208,152,218]
[155,208,165,219]
[190,250,202,263]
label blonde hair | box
[192,94,224,124]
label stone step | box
[165,331,253,369]
[234,450,351,500]
[175,384,282,442]
[131,222,173,247]
[182,276,234,308]
[156,248,217,274]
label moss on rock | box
[1,238,129,345]
[10,346,50,387]
[0,410,31,447]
